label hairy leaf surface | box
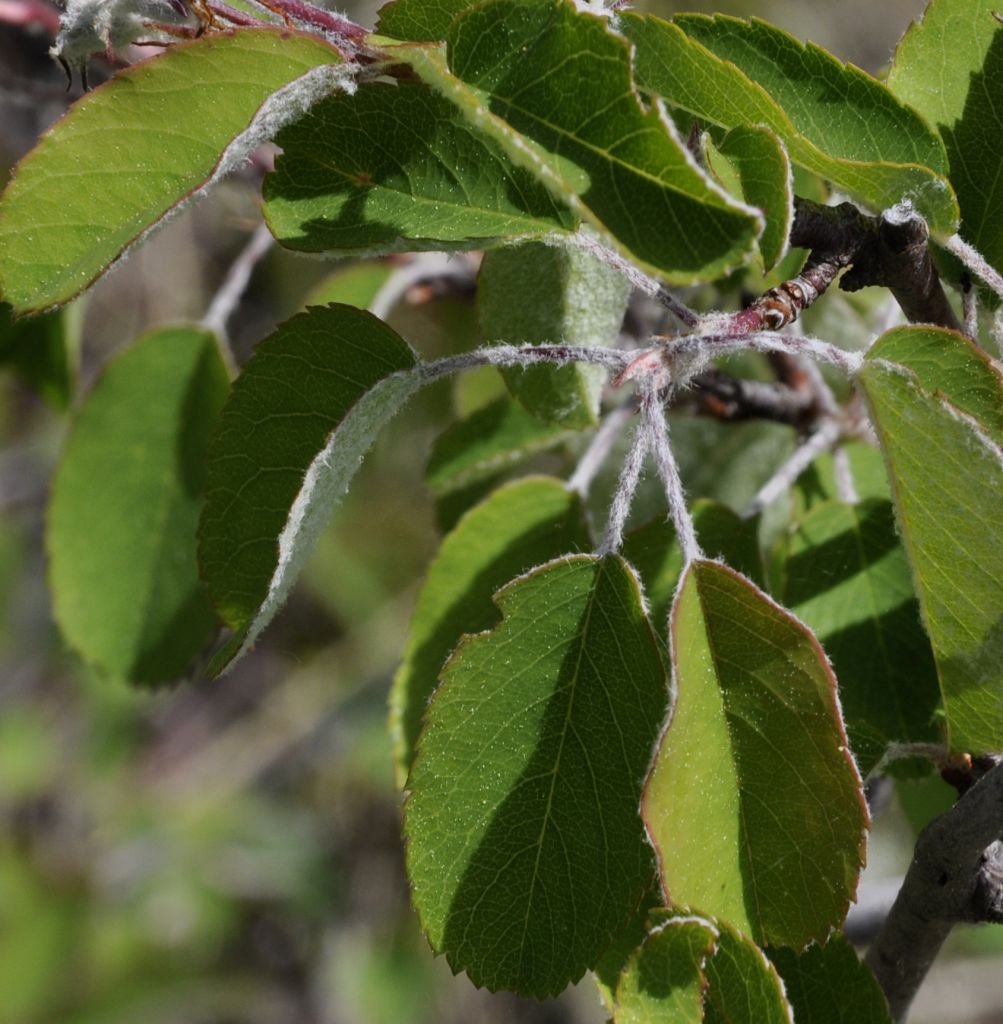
[645,560,868,947]
[405,554,668,997]
[478,239,629,426]
[48,327,228,683]
[264,80,576,255]
[622,13,957,234]
[769,934,892,1024]
[198,304,419,672]
[860,328,1003,752]
[390,476,590,784]
[376,0,473,40]
[890,1,1003,274]
[0,29,344,314]
[783,499,940,776]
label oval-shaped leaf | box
[769,934,892,1024]
[198,303,420,672]
[404,554,668,997]
[48,327,228,683]
[389,475,590,784]
[890,2,1003,275]
[644,560,868,948]
[0,28,345,314]
[859,328,1003,753]
[782,499,941,777]
[376,0,474,40]
[613,916,718,1024]
[478,239,630,426]
[621,13,957,235]
[264,80,576,256]
[386,0,763,284]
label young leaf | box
[769,934,892,1024]
[477,239,630,426]
[47,327,228,683]
[0,301,74,410]
[425,399,576,497]
[890,2,1003,275]
[859,328,1003,753]
[782,499,941,776]
[404,554,668,997]
[386,0,763,284]
[623,500,763,636]
[707,126,793,272]
[621,13,957,235]
[0,28,345,314]
[644,560,868,948]
[613,916,718,1024]
[263,80,576,256]
[198,304,420,672]
[389,476,590,784]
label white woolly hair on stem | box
[832,444,859,504]
[420,344,630,381]
[946,234,1003,303]
[962,280,980,341]
[642,384,701,564]
[743,419,842,518]
[668,331,865,374]
[567,403,633,497]
[597,406,650,557]
[201,221,274,366]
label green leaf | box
[0,301,74,409]
[47,327,228,683]
[890,2,1003,274]
[781,499,941,776]
[769,934,892,1024]
[302,261,394,310]
[621,13,957,235]
[389,475,590,785]
[613,916,717,1024]
[700,917,792,1024]
[198,304,420,672]
[867,325,1003,443]
[0,28,345,314]
[376,0,473,40]
[404,554,668,997]
[644,560,868,947]
[477,239,629,426]
[859,330,1003,752]
[386,0,763,283]
[264,79,576,256]
[623,500,763,636]
[707,126,792,272]
[425,399,576,497]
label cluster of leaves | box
[1,0,1003,1019]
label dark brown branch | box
[865,757,1003,1022]
[689,368,817,428]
